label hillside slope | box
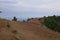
[0,18,60,40]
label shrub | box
[23,20,25,22]
[12,16,17,21]
[42,15,60,32]
[0,11,2,13]
[6,22,10,28]
[12,30,17,34]
[27,19,31,21]
[12,30,20,40]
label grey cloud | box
[0,1,17,4]
[0,0,60,18]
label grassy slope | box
[0,18,60,40]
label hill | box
[0,17,60,40]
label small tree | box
[0,11,2,13]
[12,16,17,21]
[27,19,31,21]
[23,20,25,22]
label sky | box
[0,0,60,19]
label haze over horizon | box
[0,0,60,19]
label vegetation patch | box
[6,22,10,28]
[41,15,60,32]
[12,16,17,21]
[14,35,20,40]
[0,18,6,20]
[12,30,20,40]
[12,30,17,34]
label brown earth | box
[0,18,60,40]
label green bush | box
[0,11,2,13]
[42,15,60,32]
[12,16,17,21]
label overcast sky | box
[0,0,60,19]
